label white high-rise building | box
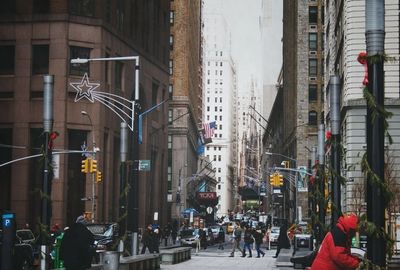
[203,3,238,217]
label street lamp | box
[71,55,140,255]
[81,110,97,222]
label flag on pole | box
[202,121,216,142]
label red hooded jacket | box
[310,214,360,270]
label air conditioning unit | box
[310,25,317,30]
[309,77,317,81]
[309,51,317,55]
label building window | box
[115,61,123,92]
[218,185,221,190]
[309,59,317,76]
[169,60,173,75]
[168,109,173,123]
[168,135,172,149]
[169,84,173,99]
[170,11,174,24]
[32,45,49,75]
[152,82,158,105]
[69,46,90,76]
[214,115,217,121]
[309,84,317,101]
[33,0,49,13]
[309,111,318,125]
[207,115,210,120]
[0,45,15,75]
[218,155,221,161]
[218,168,221,172]
[70,0,95,17]
[169,35,174,50]
[207,106,210,112]
[309,33,317,50]
[309,6,318,24]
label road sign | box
[139,160,151,171]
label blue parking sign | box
[2,213,15,228]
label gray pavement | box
[160,243,294,270]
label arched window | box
[309,111,318,125]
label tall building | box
[169,0,204,221]
[264,0,325,222]
[324,0,399,214]
[202,2,237,217]
[0,0,170,229]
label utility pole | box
[317,123,325,244]
[329,75,341,226]
[365,0,386,266]
[41,75,54,270]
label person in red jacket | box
[310,213,360,270]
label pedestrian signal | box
[81,159,89,173]
[96,171,102,183]
[90,159,97,173]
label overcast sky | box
[220,0,283,91]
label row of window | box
[207,79,224,85]
[206,97,223,103]
[207,70,223,76]
[206,106,223,112]
[207,61,223,67]
[206,115,223,122]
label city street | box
[160,243,294,270]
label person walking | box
[140,224,154,254]
[163,223,171,246]
[253,226,265,258]
[242,226,254,258]
[273,221,291,258]
[229,222,243,257]
[59,216,95,270]
[217,226,225,250]
[171,221,178,245]
[310,214,360,270]
[152,225,161,253]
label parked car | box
[0,229,37,270]
[85,223,119,251]
[269,226,280,246]
[180,228,210,247]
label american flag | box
[202,121,217,139]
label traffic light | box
[90,159,97,173]
[96,171,102,183]
[278,174,284,186]
[81,159,89,173]
[270,174,275,186]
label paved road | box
[160,242,294,270]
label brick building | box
[0,0,170,230]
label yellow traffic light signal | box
[278,174,284,186]
[90,159,97,173]
[96,171,102,183]
[81,159,89,173]
[270,174,275,186]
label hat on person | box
[339,213,358,232]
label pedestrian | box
[171,220,178,245]
[140,224,154,254]
[273,221,291,258]
[217,227,225,250]
[153,226,161,253]
[163,223,171,246]
[229,222,243,257]
[59,216,95,270]
[310,214,360,270]
[242,225,254,258]
[253,226,265,258]
[200,228,207,249]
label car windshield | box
[16,230,34,241]
[180,229,195,237]
[86,224,112,236]
[271,227,280,234]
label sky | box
[220,0,283,91]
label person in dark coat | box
[217,226,225,250]
[171,220,178,245]
[273,221,291,258]
[141,224,154,254]
[59,219,95,270]
[310,214,360,270]
[241,226,254,258]
[253,226,265,258]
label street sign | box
[138,160,151,171]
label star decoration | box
[70,73,100,103]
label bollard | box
[100,251,120,270]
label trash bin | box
[293,234,313,251]
[100,251,120,270]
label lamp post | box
[81,110,97,222]
[70,55,140,254]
